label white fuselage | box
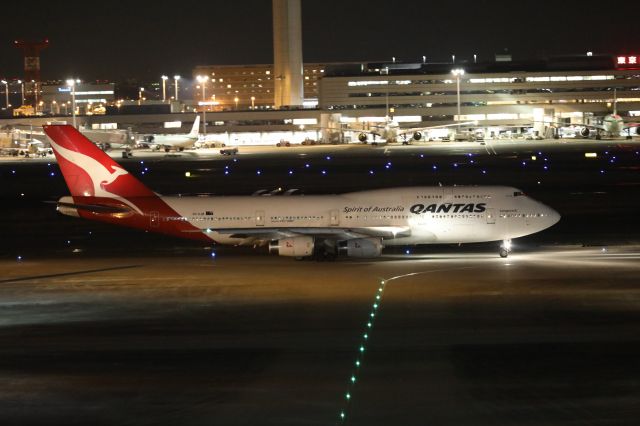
[158,186,560,246]
[147,134,198,149]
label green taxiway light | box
[376,295,380,300]
[346,392,351,400]
[373,303,378,309]
[351,376,356,383]
[363,333,368,339]
[367,322,372,328]
[370,312,375,318]
[355,360,360,367]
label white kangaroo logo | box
[49,138,143,214]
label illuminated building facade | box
[192,63,325,111]
[318,55,640,131]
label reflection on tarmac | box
[0,246,639,424]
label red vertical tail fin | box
[43,125,155,199]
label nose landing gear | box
[499,239,512,258]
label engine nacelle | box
[637,127,640,135]
[269,236,314,257]
[358,133,368,143]
[580,127,590,137]
[338,238,383,258]
[413,131,422,141]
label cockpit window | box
[513,191,525,197]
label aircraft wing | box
[531,120,605,131]
[395,121,479,137]
[184,226,413,242]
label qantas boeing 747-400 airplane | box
[44,125,560,259]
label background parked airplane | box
[354,117,478,144]
[545,91,640,139]
[140,115,200,151]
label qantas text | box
[409,203,487,214]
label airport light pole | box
[451,68,465,132]
[138,87,144,105]
[66,79,78,128]
[1,80,8,109]
[173,75,180,101]
[18,80,24,106]
[161,75,168,102]
[196,75,208,136]
[234,96,239,110]
[250,96,255,110]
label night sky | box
[1,0,639,81]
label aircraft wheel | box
[499,248,509,258]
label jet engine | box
[338,238,383,258]
[269,236,314,257]
[358,133,368,143]
[580,128,590,137]
[413,131,422,141]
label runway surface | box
[0,248,639,425]
[1,137,640,424]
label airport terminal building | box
[318,54,640,138]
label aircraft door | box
[486,208,496,224]
[330,209,339,226]
[150,211,160,228]
[442,187,453,201]
[256,210,265,226]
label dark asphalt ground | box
[0,138,639,425]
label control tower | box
[272,0,303,108]
[14,39,49,107]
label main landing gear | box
[499,239,512,258]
